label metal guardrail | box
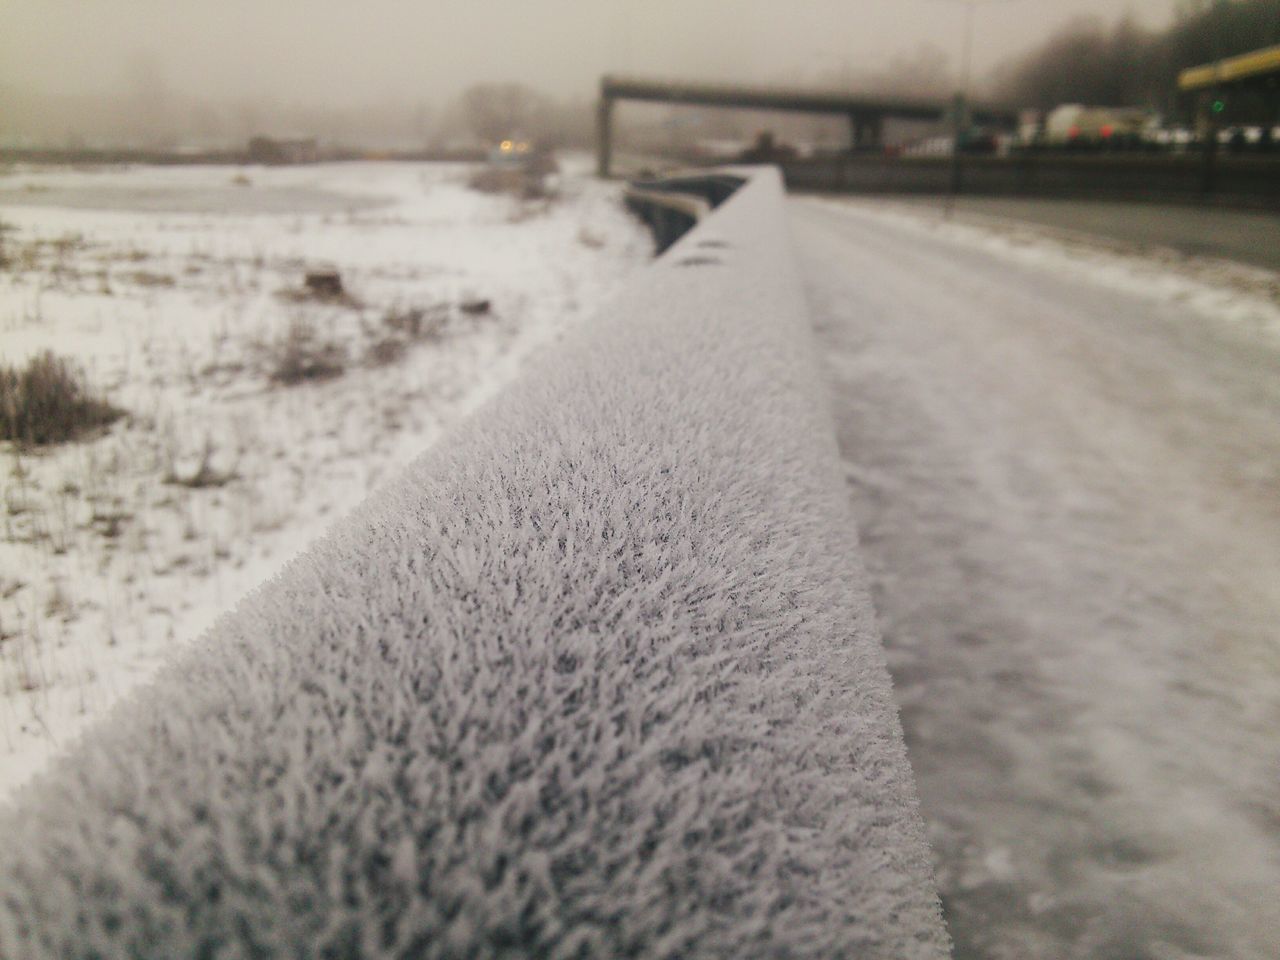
[627,174,747,209]
[623,187,708,255]
[779,152,1280,210]
[0,167,949,959]
[623,173,746,253]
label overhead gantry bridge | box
[596,74,1019,176]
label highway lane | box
[792,197,1280,960]
[893,195,1280,272]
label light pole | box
[1201,3,1226,196]
[925,0,1022,208]
[952,1,977,196]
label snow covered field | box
[794,197,1280,959]
[0,159,649,801]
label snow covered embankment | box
[0,161,647,799]
[0,169,947,959]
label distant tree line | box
[444,83,596,148]
[993,0,1280,116]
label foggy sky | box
[3,0,1180,107]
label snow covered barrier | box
[0,168,948,958]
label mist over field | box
[1,0,1189,149]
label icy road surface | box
[793,198,1280,960]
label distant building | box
[247,136,319,164]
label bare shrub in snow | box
[0,352,124,446]
[164,436,237,489]
[365,335,408,368]
[267,317,346,386]
[470,156,559,205]
[467,164,525,196]
[383,304,446,341]
[276,276,361,309]
[368,302,453,366]
[304,271,344,299]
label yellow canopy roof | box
[1179,44,1280,92]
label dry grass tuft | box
[0,219,12,270]
[125,270,176,288]
[0,352,124,446]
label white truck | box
[1042,104,1158,147]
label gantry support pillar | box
[847,112,884,152]
[597,97,615,178]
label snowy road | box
[792,199,1280,960]
[887,196,1280,272]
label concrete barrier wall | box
[0,168,949,959]
[781,154,1280,210]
